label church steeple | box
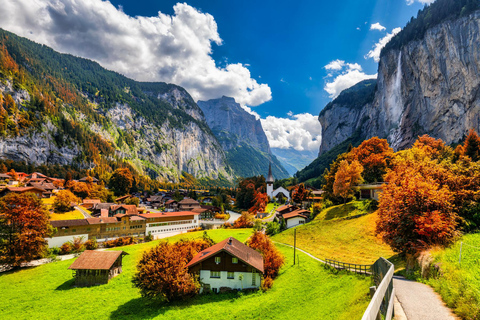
[266,163,274,184]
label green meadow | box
[0,228,370,320]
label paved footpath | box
[393,276,459,320]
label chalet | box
[358,183,385,201]
[165,200,178,211]
[82,199,101,210]
[197,205,221,219]
[0,173,10,181]
[79,176,99,184]
[146,195,163,208]
[282,209,309,228]
[275,204,296,216]
[115,194,132,203]
[186,237,264,293]
[110,204,138,217]
[91,203,116,217]
[0,186,47,198]
[28,172,47,179]
[178,198,201,211]
[68,250,127,287]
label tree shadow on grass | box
[55,278,76,290]
[109,290,257,320]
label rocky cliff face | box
[319,10,480,154]
[198,96,289,179]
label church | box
[266,164,291,202]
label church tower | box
[266,163,274,198]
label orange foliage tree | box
[462,129,480,161]
[132,239,211,301]
[0,193,53,267]
[376,155,459,254]
[291,183,311,204]
[333,160,363,204]
[109,167,133,196]
[249,192,268,213]
[53,189,80,213]
[233,211,255,228]
[350,137,393,183]
[247,231,285,287]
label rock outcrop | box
[319,10,480,154]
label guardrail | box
[362,257,395,320]
[324,258,372,275]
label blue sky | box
[0,0,431,152]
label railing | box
[324,258,372,275]
[362,257,395,320]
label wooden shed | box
[68,250,127,287]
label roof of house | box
[147,195,163,202]
[2,186,46,193]
[186,237,264,273]
[68,250,126,270]
[200,205,221,211]
[115,195,131,202]
[165,200,177,205]
[50,219,90,228]
[83,199,101,204]
[282,209,309,220]
[110,204,138,215]
[92,203,115,210]
[178,198,199,205]
[276,204,295,213]
[266,163,274,183]
[87,217,120,224]
[0,173,11,179]
[29,182,55,190]
[79,176,99,182]
[139,211,200,218]
[191,208,208,214]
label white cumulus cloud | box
[323,60,376,99]
[370,23,386,31]
[0,0,271,106]
[406,0,435,5]
[261,113,322,151]
[365,27,402,62]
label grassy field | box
[0,228,371,320]
[425,233,480,319]
[264,202,278,213]
[42,196,86,220]
[272,201,398,266]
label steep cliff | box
[0,29,233,183]
[198,96,289,179]
[299,4,480,184]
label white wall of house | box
[145,219,199,239]
[46,234,89,248]
[286,217,306,229]
[199,270,261,292]
[272,187,291,201]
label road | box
[226,210,241,223]
[393,276,459,320]
[75,206,92,219]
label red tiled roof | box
[110,204,138,215]
[282,210,308,220]
[276,204,295,213]
[178,198,199,205]
[165,200,176,205]
[87,217,119,224]
[186,237,264,273]
[50,219,90,228]
[4,186,46,193]
[140,211,200,218]
[191,208,207,214]
[68,250,126,270]
[83,199,101,204]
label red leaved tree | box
[133,239,211,301]
[0,193,53,267]
[247,231,285,284]
[350,137,393,183]
[291,183,311,204]
[249,192,268,213]
[333,160,363,204]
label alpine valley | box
[0,29,288,185]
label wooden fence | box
[324,258,372,275]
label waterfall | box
[388,52,403,122]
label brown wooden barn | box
[68,250,127,287]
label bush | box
[85,237,98,250]
[70,236,85,253]
[253,219,263,231]
[214,213,228,220]
[48,247,61,256]
[145,232,153,242]
[265,221,280,236]
[132,239,211,301]
[233,212,254,228]
[60,242,73,255]
[261,276,274,291]
[104,236,135,248]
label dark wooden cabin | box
[68,250,127,287]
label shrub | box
[70,236,85,253]
[145,232,153,242]
[261,276,274,291]
[48,247,61,256]
[233,212,254,228]
[85,237,98,250]
[253,219,263,231]
[214,213,228,220]
[265,221,280,236]
[132,239,211,301]
[60,242,73,255]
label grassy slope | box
[426,233,480,319]
[273,201,397,265]
[0,228,370,320]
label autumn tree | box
[109,167,133,196]
[291,183,312,204]
[233,211,255,228]
[236,176,266,209]
[350,137,393,183]
[0,193,53,267]
[53,190,80,213]
[333,160,363,204]
[376,159,459,255]
[247,231,285,287]
[463,129,480,161]
[132,239,210,301]
[413,134,450,159]
[249,192,268,213]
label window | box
[227,272,234,279]
[215,256,221,264]
[210,271,220,278]
[72,229,76,232]
[232,257,238,264]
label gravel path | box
[75,206,92,218]
[393,276,459,320]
